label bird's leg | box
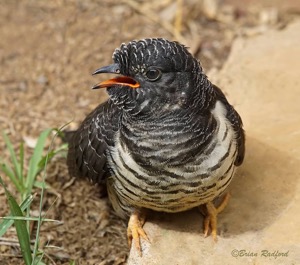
[127,209,149,256]
[203,192,230,241]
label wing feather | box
[67,100,121,184]
[213,84,245,166]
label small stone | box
[23,135,38,148]
[36,75,49,85]
[260,8,278,25]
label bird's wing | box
[67,100,121,183]
[213,84,245,166]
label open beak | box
[92,63,140,89]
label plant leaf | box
[1,216,62,223]
[0,194,34,237]
[33,180,49,189]
[37,150,56,169]
[0,162,23,192]
[25,128,52,196]
[0,176,32,265]
[38,143,68,169]
[2,132,22,180]
[19,141,24,182]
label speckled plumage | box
[67,38,245,219]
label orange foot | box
[203,193,230,241]
[127,210,150,256]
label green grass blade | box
[0,194,34,237]
[0,162,23,192]
[1,216,62,223]
[52,125,72,139]
[35,261,47,265]
[32,123,70,263]
[25,128,52,196]
[34,250,47,265]
[33,180,49,189]
[2,132,22,180]
[0,176,32,265]
[19,141,25,182]
[37,150,56,170]
[38,143,68,169]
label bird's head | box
[92,38,212,114]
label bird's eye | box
[145,68,162,81]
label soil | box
[0,1,299,264]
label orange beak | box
[92,63,140,89]
[92,76,140,89]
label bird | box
[67,38,245,255]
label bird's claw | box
[127,211,149,256]
[202,193,230,241]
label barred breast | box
[107,100,238,216]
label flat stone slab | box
[128,20,300,265]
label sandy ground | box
[0,0,299,264]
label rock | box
[128,20,300,265]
